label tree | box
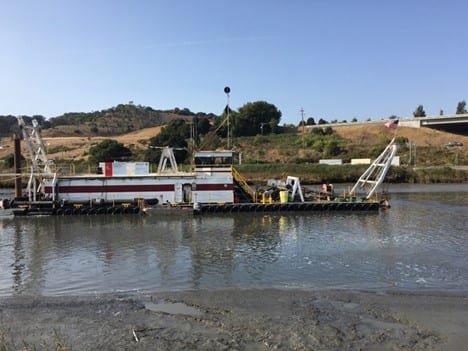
[318,118,328,125]
[149,119,190,148]
[196,117,211,135]
[324,139,341,157]
[191,116,211,148]
[145,119,189,163]
[413,105,426,117]
[323,126,334,135]
[89,139,132,163]
[456,100,467,114]
[306,117,316,125]
[234,101,281,136]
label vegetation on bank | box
[1,101,467,187]
[236,164,468,185]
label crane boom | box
[17,116,52,174]
[351,138,398,199]
[16,116,55,201]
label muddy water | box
[0,184,467,296]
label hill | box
[0,121,466,165]
[231,124,467,166]
[333,123,467,147]
[0,104,217,137]
[1,107,467,186]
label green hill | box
[0,104,218,137]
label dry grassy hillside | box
[43,126,163,160]
[0,123,466,163]
[0,126,162,161]
[334,124,468,147]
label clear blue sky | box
[1,0,467,124]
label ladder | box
[351,138,398,199]
[231,166,257,202]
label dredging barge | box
[0,117,397,216]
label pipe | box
[13,133,22,198]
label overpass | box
[303,114,468,136]
[401,113,468,135]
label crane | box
[351,137,398,200]
[17,116,55,201]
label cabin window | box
[194,154,233,166]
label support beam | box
[13,133,22,198]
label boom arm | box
[17,116,53,174]
[351,138,398,199]
[17,116,55,201]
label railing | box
[231,166,257,202]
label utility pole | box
[414,143,417,167]
[188,121,195,154]
[408,141,412,166]
[300,107,305,147]
[408,141,417,167]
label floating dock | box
[3,199,381,216]
[195,201,380,214]
[5,200,141,216]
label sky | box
[1,0,467,125]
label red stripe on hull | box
[45,184,175,194]
[196,184,234,191]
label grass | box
[235,164,468,184]
[0,328,71,351]
[1,123,467,184]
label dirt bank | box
[1,289,467,350]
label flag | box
[385,120,399,129]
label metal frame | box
[351,138,398,199]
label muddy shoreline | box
[1,289,467,350]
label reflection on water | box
[0,185,467,296]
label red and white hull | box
[44,168,234,205]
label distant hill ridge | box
[0,104,218,137]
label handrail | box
[231,166,257,202]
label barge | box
[0,117,397,216]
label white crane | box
[351,138,398,200]
[17,116,55,201]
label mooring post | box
[13,133,22,198]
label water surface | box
[0,184,467,296]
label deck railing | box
[231,166,257,202]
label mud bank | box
[1,289,467,350]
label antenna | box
[224,86,231,149]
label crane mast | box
[17,116,55,201]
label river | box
[0,184,467,297]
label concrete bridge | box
[304,113,468,136]
[400,113,468,135]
